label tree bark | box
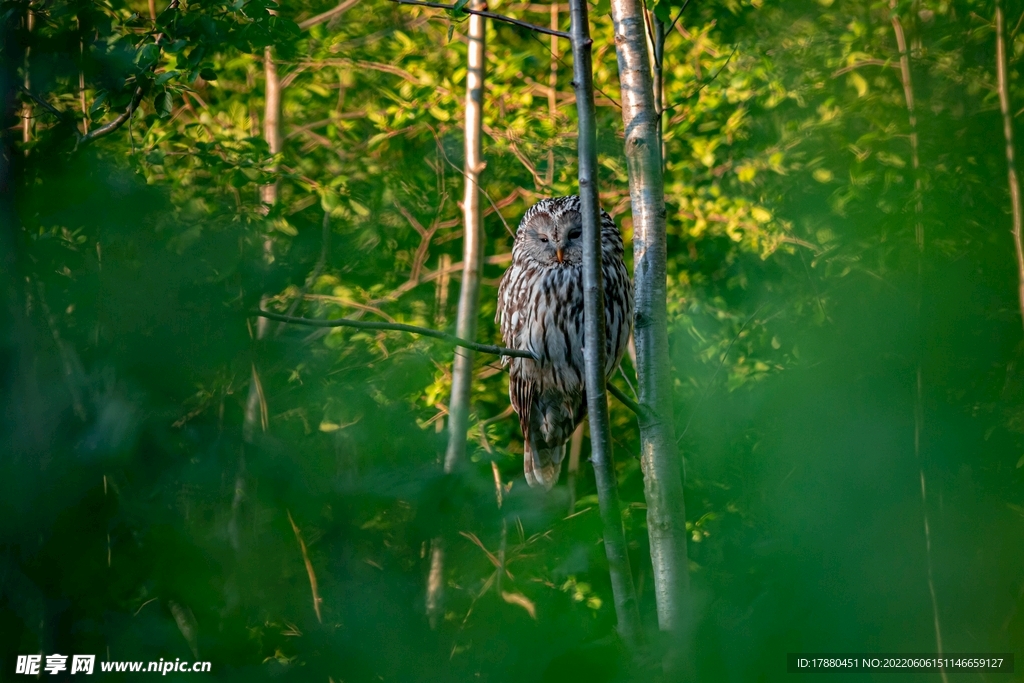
[545,4,558,186]
[22,7,33,146]
[568,0,642,650]
[427,1,486,627]
[443,2,486,474]
[260,45,282,208]
[609,0,691,641]
[996,0,1024,330]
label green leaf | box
[89,91,108,115]
[136,43,160,69]
[157,90,173,118]
[452,0,470,11]
[155,70,180,86]
[447,23,454,43]
[199,68,218,81]
[163,39,187,53]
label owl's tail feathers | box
[524,440,565,491]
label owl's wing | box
[508,364,535,444]
[496,260,533,366]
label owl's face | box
[516,206,584,267]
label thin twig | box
[831,58,897,77]
[527,32,622,109]
[428,126,514,236]
[286,509,324,623]
[387,0,571,38]
[81,0,181,147]
[607,382,642,417]
[18,85,67,122]
[665,0,691,36]
[662,46,738,113]
[298,0,360,29]
[253,310,535,358]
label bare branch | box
[77,87,143,146]
[252,309,535,358]
[607,383,641,417]
[298,0,360,30]
[665,0,691,36]
[387,0,571,39]
[286,510,324,623]
[18,85,67,123]
[831,58,896,77]
[662,47,737,113]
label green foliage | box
[6,0,1024,680]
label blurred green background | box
[3,0,1024,680]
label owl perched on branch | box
[496,196,634,490]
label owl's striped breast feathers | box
[496,196,634,490]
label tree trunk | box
[260,45,282,208]
[426,2,486,627]
[443,1,486,473]
[235,35,281,551]
[890,6,946,680]
[609,0,691,640]
[996,0,1024,330]
[22,7,33,146]
[568,0,642,650]
[545,4,558,186]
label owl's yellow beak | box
[555,248,564,263]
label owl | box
[496,196,633,490]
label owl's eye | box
[538,236,549,243]
[568,228,582,239]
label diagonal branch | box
[662,46,737,113]
[253,311,643,418]
[252,309,535,358]
[387,0,570,39]
[18,85,68,122]
[78,86,145,147]
[298,0,360,30]
[607,383,641,417]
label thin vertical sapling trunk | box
[234,30,282,551]
[567,0,642,650]
[889,5,947,678]
[22,6,33,146]
[444,1,487,473]
[996,0,1024,330]
[545,4,558,186]
[261,45,282,207]
[609,0,691,639]
[426,2,487,627]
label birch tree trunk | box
[426,2,486,627]
[568,0,642,649]
[609,0,690,638]
[996,0,1024,330]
